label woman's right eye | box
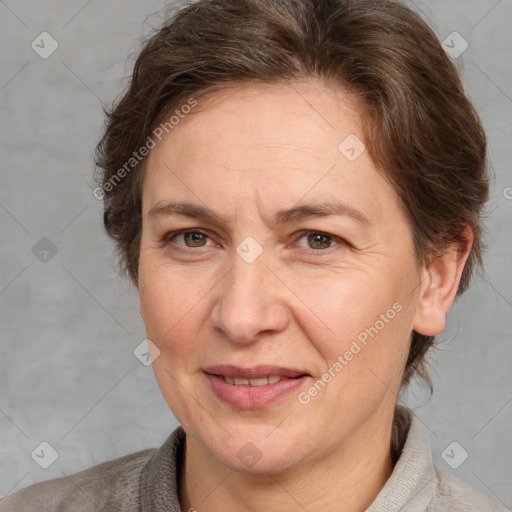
[164,230,213,248]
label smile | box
[203,365,311,409]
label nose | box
[210,250,290,345]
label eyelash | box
[161,229,347,255]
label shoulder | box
[430,466,506,511]
[0,447,157,512]
[371,407,505,512]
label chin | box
[194,422,317,475]
[217,442,307,475]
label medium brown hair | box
[95,0,488,386]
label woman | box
[1,0,504,510]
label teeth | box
[248,377,269,387]
[222,375,283,386]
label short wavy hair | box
[95,0,488,387]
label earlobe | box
[412,227,473,336]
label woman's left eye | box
[294,230,344,252]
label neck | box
[179,406,400,512]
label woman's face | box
[138,80,426,473]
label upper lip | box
[203,364,309,379]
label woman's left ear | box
[412,226,473,336]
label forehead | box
[142,80,403,226]
[183,80,362,148]
[147,79,363,165]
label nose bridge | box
[211,247,288,343]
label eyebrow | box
[147,200,372,227]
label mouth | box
[203,364,310,382]
[203,365,311,409]
[217,374,302,386]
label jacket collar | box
[140,424,185,512]
[367,406,438,511]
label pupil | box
[187,232,205,246]
[310,234,330,249]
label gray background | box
[0,0,511,507]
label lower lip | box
[205,373,309,409]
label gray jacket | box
[0,407,505,511]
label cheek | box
[138,258,219,365]
[292,271,399,346]
[293,269,414,395]
[138,263,212,419]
